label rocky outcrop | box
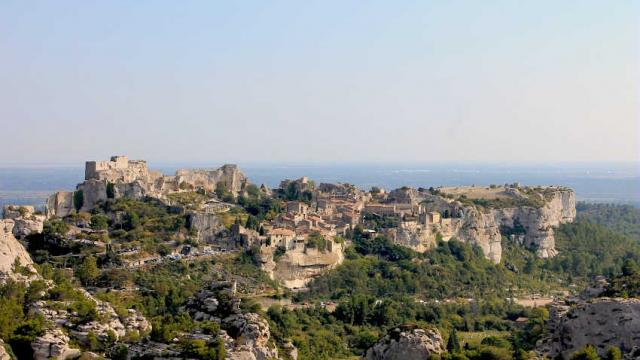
[46,156,249,218]
[538,298,640,359]
[223,313,279,360]
[492,189,575,258]
[3,205,45,238]
[384,187,575,263]
[267,244,345,289]
[122,309,152,335]
[0,219,37,282]
[31,289,151,346]
[45,191,74,218]
[189,212,226,243]
[31,329,81,360]
[186,282,281,360]
[363,326,445,360]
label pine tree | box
[446,328,461,353]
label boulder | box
[538,297,640,359]
[223,313,279,360]
[363,326,445,360]
[2,205,45,238]
[31,329,81,360]
[123,309,152,335]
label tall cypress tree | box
[447,328,461,353]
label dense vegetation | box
[576,202,640,241]
[547,221,640,279]
[266,233,554,359]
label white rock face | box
[3,205,45,238]
[459,208,503,263]
[0,219,36,282]
[363,327,445,360]
[492,189,576,258]
[384,188,576,263]
[264,244,345,289]
[538,298,640,359]
[46,156,249,218]
[31,329,81,360]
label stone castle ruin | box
[46,156,248,218]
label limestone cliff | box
[188,212,226,243]
[383,187,575,263]
[492,188,575,258]
[260,244,345,289]
[46,156,249,218]
[0,219,37,283]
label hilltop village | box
[6,156,639,360]
[40,156,576,288]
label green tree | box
[75,256,100,286]
[90,214,109,230]
[477,346,513,360]
[605,347,622,360]
[106,182,115,198]
[447,328,461,353]
[111,344,129,360]
[73,190,84,212]
[86,331,100,351]
[214,337,225,360]
[570,346,601,360]
[622,259,639,276]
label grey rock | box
[31,329,81,360]
[363,327,445,360]
[538,297,640,359]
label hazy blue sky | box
[1,1,638,164]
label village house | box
[267,227,296,249]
